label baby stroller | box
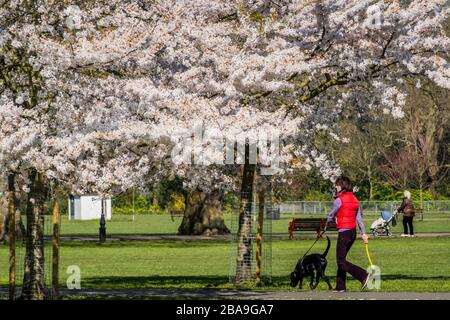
[370,211,397,237]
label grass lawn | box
[52,213,450,236]
[58,214,185,235]
[1,237,449,292]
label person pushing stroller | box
[397,190,415,237]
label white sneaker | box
[410,235,415,238]
[361,274,370,291]
[401,234,408,237]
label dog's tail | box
[321,236,331,257]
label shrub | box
[303,190,330,201]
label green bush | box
[112,192,165,215]
[303,190,331,201]
[371,182,403,200]
[409,190,432,202]
[371,182,433,201]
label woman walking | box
[325,176,369,292]
[398,190,415,237]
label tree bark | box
[0,187,25,243]
[367,165,374,201]
[0,192,8,241]
[419,184,424,209]
[21,170,47,300]
[178,189,230,235]
[235,144,256,284]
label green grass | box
[58,214,184,236]
[52,213,450,236]
[1,237,450,292]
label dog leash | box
[301,237,320,259]
[365,243,374,268]
[300,228,326,261]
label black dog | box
[290,236,332,290]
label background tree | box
[331,118,398,200]
[381,78,450,205]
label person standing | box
[325,176,370,292]
[398,190,415,237]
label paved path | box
[3,288,449,300]
[59,232,450,242]
[48,289,450,300]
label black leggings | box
[335,229,368,290]
[403,216,414,235]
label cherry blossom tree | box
[0,0,178,299]
[1,0,450,292]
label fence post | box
[8,174,15,301]
[52,200,60,300]
[255,191,265,286]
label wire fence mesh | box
[279,200,450,216]
[228,197,274,285]
[13,213,59,300]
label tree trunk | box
[178,189,230,235]
[419,184,423,208]
[0,185,25,243]
[235,144,256,284]
[21,170,47,300]
[0,192,8,241]
[367,166,374,201]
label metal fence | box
[228,200,273,285]
[12,213,56,299]
[279,200,450,216]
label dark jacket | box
[398,198,415,217]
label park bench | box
[288,218,337,239]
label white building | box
[68,195,112,221]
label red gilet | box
[335,192,359,229]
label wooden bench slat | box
[288,217,336,239]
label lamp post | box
[99,198,106,242]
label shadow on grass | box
[379,274,450,281]
[58,240,229,248]
[78,275,284,289]
[79,275,232,289]
[71,273,450,291]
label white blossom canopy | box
[1,0,449,194]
